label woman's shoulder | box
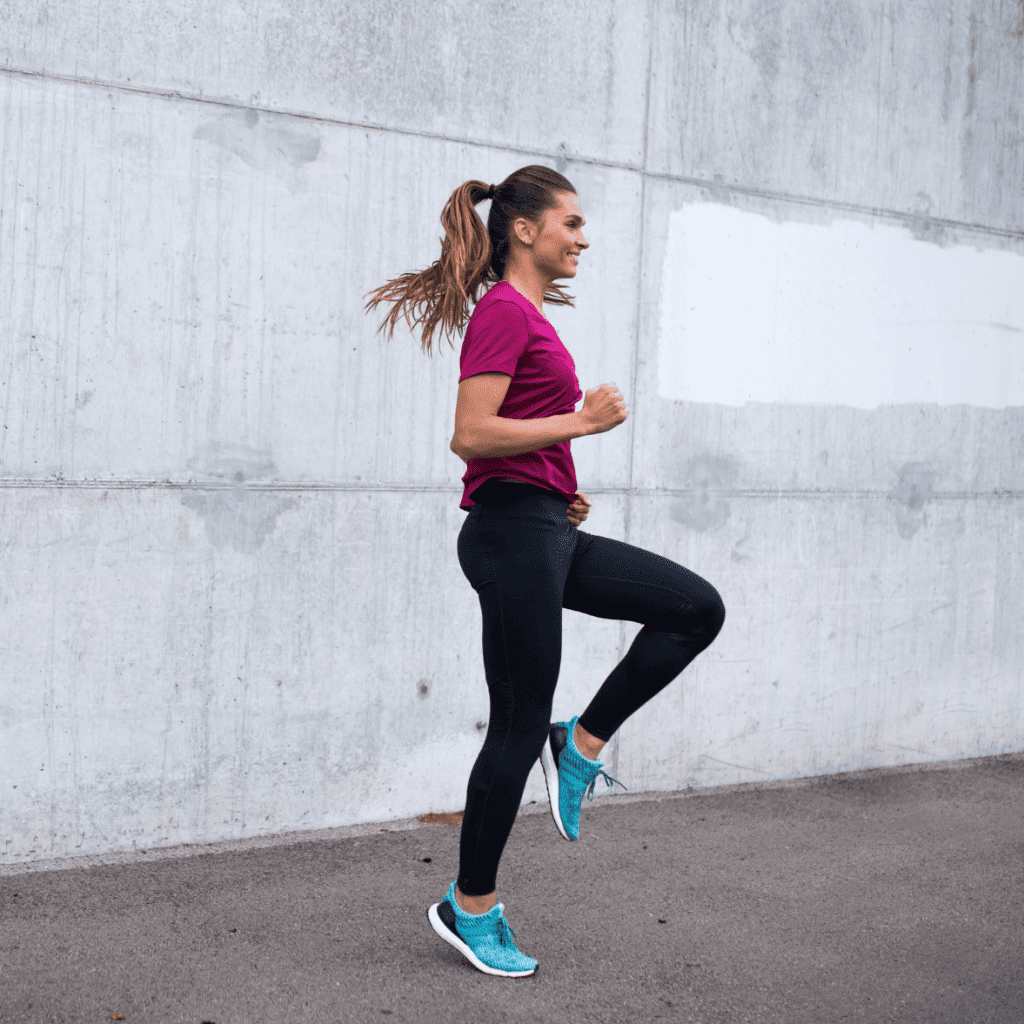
[467,283,530,333]
[472,280,519,313]
[471,282,553,332]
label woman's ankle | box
[573,721,606,762]
[455,884,497,915]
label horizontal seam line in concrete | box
[3,64,1021,245]
[3,749,1020,877]
[0,479,1021,499]
[642,168,1024,242]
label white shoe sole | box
[426,903,537,977]
[540,734,572,842]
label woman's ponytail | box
[365,165,577,356]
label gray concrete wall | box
[2,0,1021,867]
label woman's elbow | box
[450,434,474,462]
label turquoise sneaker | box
[540,716,626,841]
[427,881,538,977]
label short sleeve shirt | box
[458,281,583,510]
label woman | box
[365,165,725,978]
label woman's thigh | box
[458,501,574,704]
[563,530,723,629]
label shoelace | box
[496,914,519,948]
[584,768,627,801]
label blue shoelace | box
[584,768,628,801]
[496,914,519,948]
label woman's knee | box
[666,586,725,642]
[705,588,726,639]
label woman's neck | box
[500,268,548,315]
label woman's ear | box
[510,215,537,248]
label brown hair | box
[364,164,577,356]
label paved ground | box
[1,753,1022,1024]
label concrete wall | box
[2,0,1021,866]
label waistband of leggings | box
[469,479,571,508]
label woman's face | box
[529,191,589,281]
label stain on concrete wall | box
[888,462,938,540]
[193,109,321,190]
[181,443,296,552]
[669,454,739,532]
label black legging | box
[456,480,726,896]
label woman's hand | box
[567,492,591,527]
[578,384,629,436]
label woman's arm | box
[450,372,588,460]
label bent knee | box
[673,588,725,642]
[706,590,726,639]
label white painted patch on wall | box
[657,204,1024,409]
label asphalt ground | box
[2,753,1022,1024]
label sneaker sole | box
[426,903,537,978]
[540,733,573,842]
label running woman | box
[365,165,725,978]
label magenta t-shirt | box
[458,281,583,510]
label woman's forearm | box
[453,411,589,460]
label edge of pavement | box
[3,748,1021,878]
